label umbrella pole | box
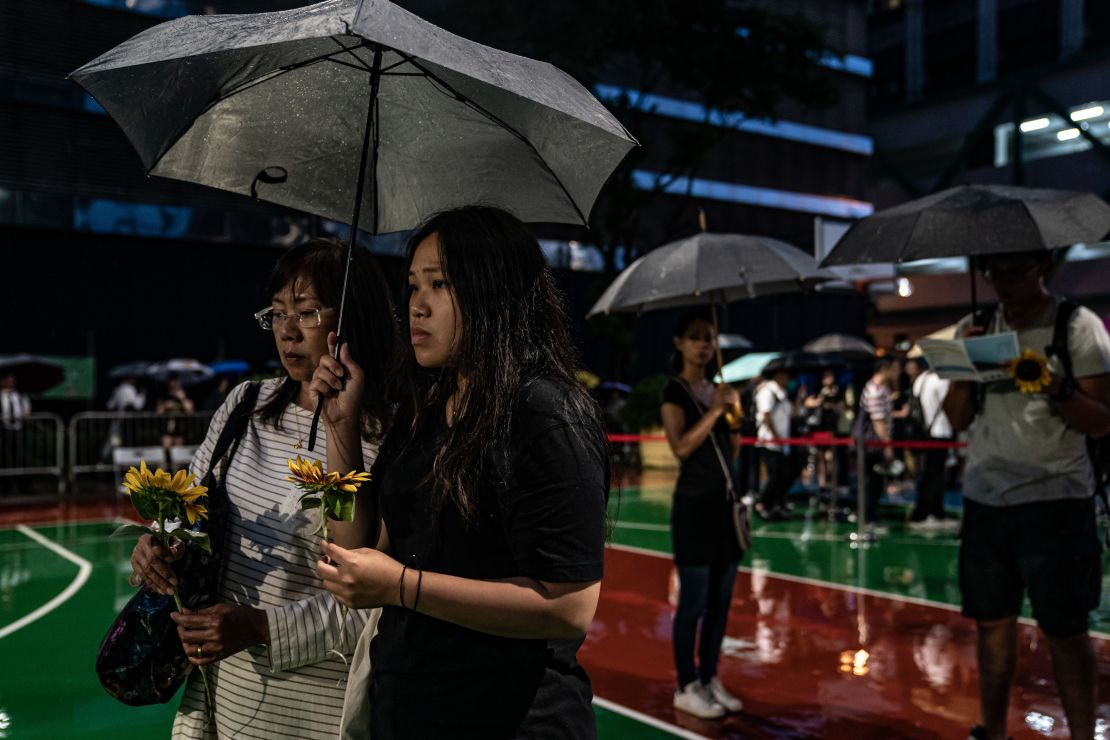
[308,44,384,452]
[969,255,978,315]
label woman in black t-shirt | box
[660,309,745,720]
[310,206,609,739]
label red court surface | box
[582,545,1110,739]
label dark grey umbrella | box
[70,0,635,234]
[587,232,836,317]
[73,0,636,447]
[820,184,1110,266]
[819,184,1110,313]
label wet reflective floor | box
[586,477,1110,739]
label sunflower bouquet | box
[286,455,370,542]
[111,460,214,703]
[1007,348,1053,394]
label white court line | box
[612,518,961,546]
[592,696,710,740]
[605,542,1110,642]
[0,525,93,640]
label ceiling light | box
[1070,106,1104,122]
[1019,118,1050,132]
[1057,128,1081,141]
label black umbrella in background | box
[0,355,66,395]
[819,184,1110,311]
[803,333,876,364]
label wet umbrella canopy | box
[587,232,835,317]
[820,184,1110,266]
[69,0,636,234]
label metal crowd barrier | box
[0,413,66,493]
[68,411,215,490]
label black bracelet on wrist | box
[399,564,409,610]
[412,568,424,612]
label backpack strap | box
[1046,299,1080,382]
[1044,299,1109,543]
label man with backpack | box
[943,250,1110,740]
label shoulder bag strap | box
[674,378,736,499]
[202,382,262,508]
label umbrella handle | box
[306,338,345,452]
[710,296,743,427]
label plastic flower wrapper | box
[287,455,371,667]
[1007,348,1052,394]
[111,460,214,705]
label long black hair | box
[256,237,398,441]
[387,205,604,520]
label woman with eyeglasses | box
[309,206,609,738]
[127,238,397,739]
[659,308,745,719]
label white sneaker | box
[673,681,726,719]
[908,515,942,532]
[704,677,743,713]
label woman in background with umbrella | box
[312,206,609,738]
[128,238,397,739]
[659,308,745,719]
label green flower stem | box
[158,517,214,717]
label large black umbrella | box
[0,355,66,395]
[819,184,1110,309]
[70,0,635,235]
[587,232,836,317]
[72,0,636,446]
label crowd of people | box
[657,250,1110,740]
[85,204,1107,740]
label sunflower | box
[287,455,326,486]
[182,499,209,525]
[287,456,370,493]
[1007,348,1052,394]
[123,460,208,499]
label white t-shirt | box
[960,300,1110,507]
[912,370,952,439]
[107,382,145,411]
[755,380,791,451]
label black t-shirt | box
[661,377,730,499]
[369,377,609,739]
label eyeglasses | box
[254,306,330,331]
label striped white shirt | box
[172,379,379,739]
[861,378,892,430]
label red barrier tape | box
[606,433,966,450]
